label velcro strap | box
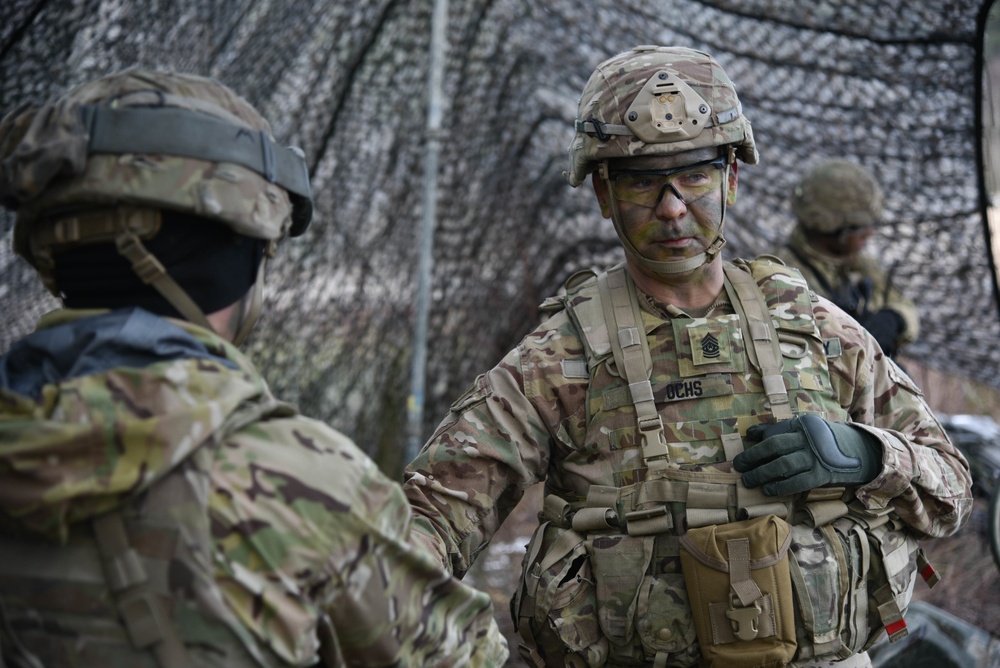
[572,507,618,532]
[762,374,788,399]
[687,508,730,528]
[83,105,311,201]
[118,589,169,649]
[619,327,643,348]
[624,506,674,536]
[93,513,147,592]
[105,548,148,592]
[687,481,733,509]
[628,380,655,404]
[722,432,744,460]
[728,538,764,607]
[748,320,771,341]
[541,495,572,527]
[585,485,621,508]
[917,549,941,588]
[801,499,849,527]
[636,478,686,505]
[873,583,908,642]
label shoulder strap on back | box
[723,261,794,421]
[93,512,190,668]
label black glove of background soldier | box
[858,309,905,357]
[733,414,882,496]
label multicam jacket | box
[774,226,920,347]
[0,307,508,668]
[403,259,971,667]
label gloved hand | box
[733,414,882,496]
[859,309,905,357]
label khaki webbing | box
[723,262,794,420]
[30,207,214,332]
[598,265,669,469]
[114,220,213,330]
[93,511,191,668]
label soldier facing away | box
[0,69,508,667]
[772,159,919,358]
[403,46,972,668]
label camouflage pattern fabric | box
[774,226,920,346]
[566,46,757,188]
[403,258,971,667]
[0,68,301,284]
[0,308,508,667]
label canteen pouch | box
[679,515,797,667]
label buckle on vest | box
[726,600,761,641]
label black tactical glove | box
[733,414,882,496]
[859,309,905,357]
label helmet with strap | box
[0,67,313,344]
[792,159,883,234]
[566,46,757,277]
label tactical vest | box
[511,260,938,668]
[0,396,296,668]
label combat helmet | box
[791,159,883,234]
[0,67,313,345]
[566,45,757,276]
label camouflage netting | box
[2,0,997,469]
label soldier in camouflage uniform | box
[0,69,508,667]
[403,46,972,668]
[773,159,919,358]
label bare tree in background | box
[2,0,996,473]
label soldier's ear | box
[592,173,611,219]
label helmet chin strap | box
[115,213,274,346]
[599,160,731,278]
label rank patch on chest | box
[690,324,732,366]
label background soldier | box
[403,46,971,667]
[773,159,919,358]
[0,69,507,667]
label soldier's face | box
[594,148,737,263]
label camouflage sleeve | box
[211,415,509,667]
[404,339,558,578]
[816,297,973,539]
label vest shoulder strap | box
[723,260,794,421]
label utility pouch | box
[587,534,650,645]
[511,522,607,667]
[862,521,921,647]
[679,515,797,667]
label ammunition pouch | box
[510,522,607,667]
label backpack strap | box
[597,265,671,470]
[93,511,190,668]
[722,261,794,421]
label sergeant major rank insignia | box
[701,333,721,359]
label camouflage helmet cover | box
[791,159,883,233]
[0,68,310,269]
[565,45,758,187]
